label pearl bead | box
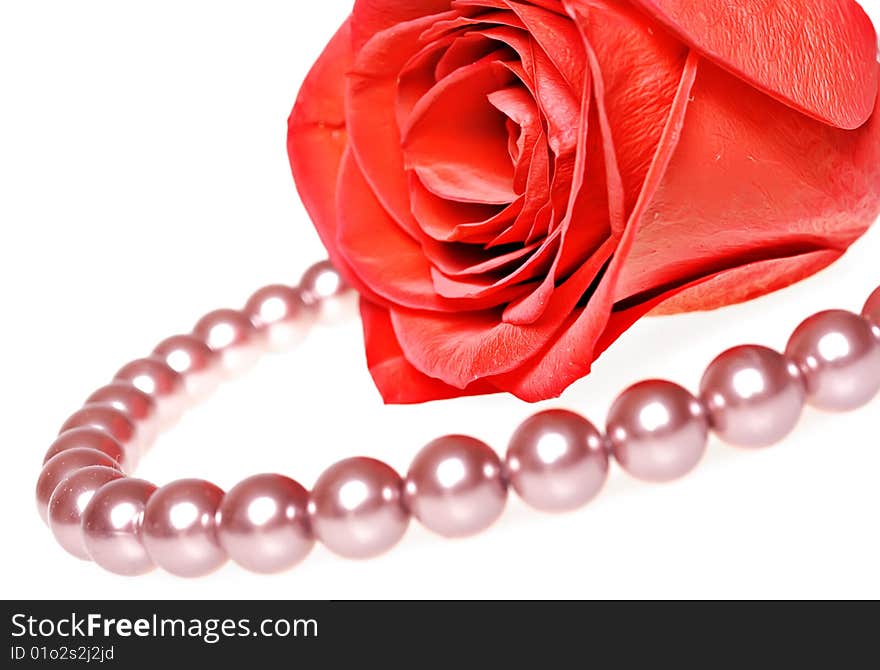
[244,285,312,351]
[218,474,313,574]
[863,286,880,327]
[86,382,156,425]
[700,345,806,448]
[607,380,709,483]
[193,309,261,375]
[86,382,158,446]
[404,435,507,538]
[114,357,186,426]
[37,448,122,525]
[506,411,608,513]
[153,334,221,400]
[309,457,408,559]
[82,478,157,576]
[299,261,352,324]
[142,479,227,578]
[44,427,128,471]
[785,310,880,411]
[48,466,125,559]
[59,404,139,458]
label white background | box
[1,0,879,600]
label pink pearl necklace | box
[36,261,880,577]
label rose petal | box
[420,21,581,158]
[347,12,456,233]
[613,59,880,303]
[410,175,518,243]
[426,235,559,301]
[287,21,350,263]
[430,268,543,300]
[336,149,531,311]
[395,34,459,133]
[360,298,500,404]
[420,7,523,45]
[483,26,582,155]
[487,129,554,247]
[501,0,586,90]
[402,59,519,204]
[591,250,846,363]
[489,49,701,401]
[426,239,540,278]
[647,250,845,316]
[572,0,689,219]
[287,21,384,302]
[500,109,610,325]
[397,35,510,138]
[488,85,542,191]
[502,13,624,325]
[520,250,847,402]
[625,0,879,129]
[351,0,452,50]
[436,31,511,80]
[389,237,616,388]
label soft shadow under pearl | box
[142,478,227,578]
[48,466,125,560]
[607,380,709,483]
[37,448,122,525]
[218,474,314,574]
[700,345,806,448]
[309,457,409,559]
[506,410,608,513]
[82,478,157,576]
[785,310,880,411]
[404,435,507,538]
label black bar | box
[2,600,876,665]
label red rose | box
[288,0,880,403]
